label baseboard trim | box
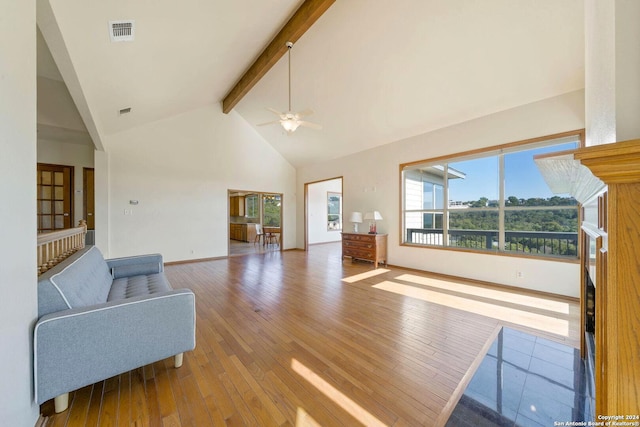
[35,414,48,427]
[164,256,227,266]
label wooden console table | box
[341,232,387,268]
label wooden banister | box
[37,220,88,275]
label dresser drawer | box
[343,240,374,250]
[343,247,374,260]
[343,233,376,243]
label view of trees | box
[263,195,281,227]
[422,196,579,256]
[504,195,578,208]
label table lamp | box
[349,212,363,232]
[364,211,383,234]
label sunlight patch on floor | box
[296,407,322,427]
[342,268,390,283]
[395,273,570,314]
[291,358,387,427]
[373,280,569,336]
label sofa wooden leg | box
[54,393,69,413]
[174,353,184,368]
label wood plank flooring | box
[229,239,280,257]
[41,242,579,426]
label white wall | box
[308,178,342,244]
[0,0,39,425]
[297,90,585,297]
[614,0,640,142]
[585,0,640,145]
[37,76,87,132]
[37,139,94,226]
[104,106,296,261]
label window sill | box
[399,242,580,264]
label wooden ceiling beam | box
[222,0,335,114]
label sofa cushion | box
[38,247,92,317]
[107,273,172,301]
[50,246,113,309]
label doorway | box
[83,167,95,230]
[228,190,283,256]
[37,163,73,233]
[304,177,343,251]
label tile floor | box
[446,327,594,427]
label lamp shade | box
[349,212,363,223]
[364,211,383,221]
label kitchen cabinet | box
[230,223,246,241]
[230,223,258,242]
[230,196,245,217]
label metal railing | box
[406,228,578,256]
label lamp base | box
[353,224,359,233]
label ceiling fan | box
[258,41,322,134]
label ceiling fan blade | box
[256,120,281,126]
[266,107,284,116]
[299,120,322,130]
[295,108,314,118]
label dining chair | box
[254,224,265,245]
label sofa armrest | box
[106,253,164,278]
[34,288,195,404]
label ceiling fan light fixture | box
[281,118,300,133]
[257,41,322,133]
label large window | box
[401,132,582,258]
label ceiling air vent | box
[119,107,132,115]
[109,20,135,42]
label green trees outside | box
[449,196,577,232]
[263,195,281,227]
[446,196,578,256]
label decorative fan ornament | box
[257,42,322,133]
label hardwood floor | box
[229,239,280,257]
[41,243,579,426]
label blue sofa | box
[34,246,196,413]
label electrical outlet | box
[516,271,524,279]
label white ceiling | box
[38,0,585,167]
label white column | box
[585,0,640,146]
[0,1,39,425]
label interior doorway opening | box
[304,177,343,251]
[228,190,283,256]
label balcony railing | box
[38,220,88,275]
[406,228,578,256]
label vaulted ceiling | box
[37,0,585,167]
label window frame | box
[327,191,342,231]
[245,194,259,219]
[399,130,585,263]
